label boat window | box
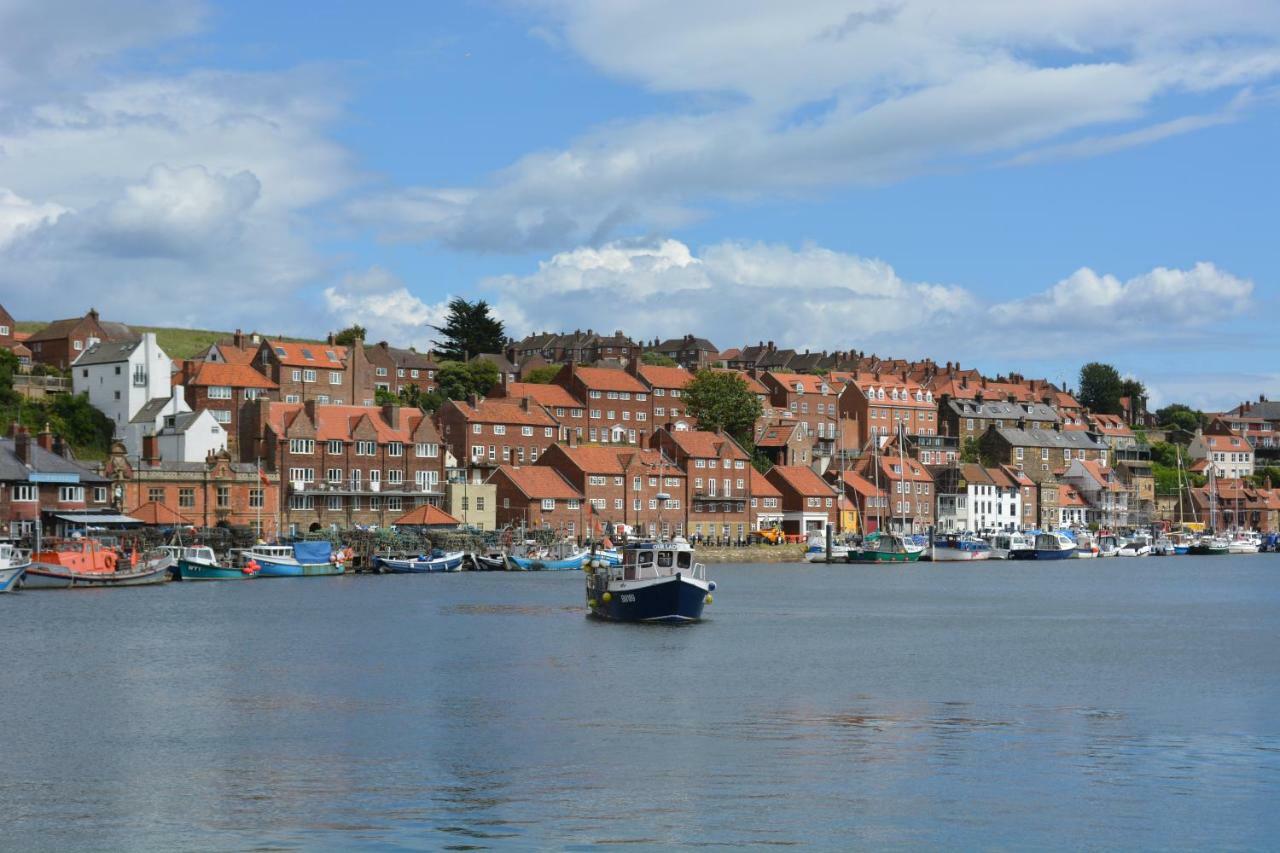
[657,550,674,568]
[637,552,653,566]
[677,551,692,568]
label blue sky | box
[1,0,1278,409]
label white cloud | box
[0,188,66,249]
[352,0,1280,251]
[323,268,453,352]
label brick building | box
[102,441,280,535]
[537,443,686,539]
[0,303,15,352]
[1,425,112,539]
[754,420,812,467]
[942,398,1060,444]
[749,468,784,532]
[837,372,937,451]
[488,465,585,536]
[853,447,935,533]
[241,401,447,533]
[554,365,650,445]
[759,372,841,457]
[647,335,719,370]
[488,380,586,439]
[764,465,838,534]
[631,363,695,430]
[176,360,278,454]
[26,309,134,369]
[365,341,439,396]
[650,426,752,542]
[435,396,562,478]
[255,338,376,407]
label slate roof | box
[0,437,109,483]
[948,399,1060,421]
[992,427,1108,452]
[72,338,143,367]
[130,397,176,424]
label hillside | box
[16,321,323,360]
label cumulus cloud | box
[478,237,1254,368]
[0,189,66,249]
[323,268,453,351]
[352,0,1280,251]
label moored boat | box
[1188,536,1229,556]
[930,533,991,561]
[376,550,466,573]
[845,532,924,564]
[172,546,260,580]
[26,537,172,588]
[803,530,850,563]
[991,532,1034,560]
[1072,531,1099,559]
[0,542,31,592]
[1117,534,1152,557]
[1032,532,1076,560]
[248,541,347,577]
[585,539,712,623]
[1227,533,1260,554]
[1096,534,1121,558]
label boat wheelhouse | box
[585,540,711,623]
[931,534,991,562]
[1032,532,1076,560]
[990,532,1034,560]
[0,542,31,592]
[845,532,923,564]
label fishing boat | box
[0,542,31,593]
[375,550,466,573]
[1188,536,1229,556]
[930,533,991,561]
[585,539,712,623]
[990,532,1034,560]
[507,546,621,571]
[26,537,172,588]
[1032,532,1076,560]
[247,541,347,577]
[1072,531,1099,558]
[170,546,260,580]
[845,532,924,564]
[803,530,850,563]
[1168,532,1194,555]
[470,552,507,571]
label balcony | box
[296,481,443,497]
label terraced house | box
[435,396,562,478]
[242,400,446,533]
[488,465,585,536]
[488,379,587,439]
[256,338,376,407]
[836,372,938,451]
[631,362,695,431]
[365,341,439,396]
[537,443,686,539]
[942,398,1060,444]
[760,372,843,460]
[1,425,112,539]
[177,359,278,453]
[26,308,134,370]
[554,365,650,445]
[650,427,752,542]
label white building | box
[1060,459,1130,528]
[155,409,228,463]
[935,464,1023,533]
[1188,426,1255,480]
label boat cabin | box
[617,541,703,581]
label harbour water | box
[3,557,1279,850]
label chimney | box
[304,399,318,423]
[142,434,161,464]
[382,403,400,430]
[233,329,244,349]
[327,332,336,345]
[88,307,99,322]
[567,430,579,448]
[520,397,531,413]
[13,425,30,464]
[36,423,54,452]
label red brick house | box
[852,446,935,533]
[647,334,719,370]
[27,309,134,369]
[754,420,812,467]
[764,465,838,534]
[554,365,650,445]
[650,426,752,542]
[435,396,562,478]
[631,363,696,430]
[176,360,278,455]
[835,470,890,533]
[1,425,112,539]
[759,372,842,458]
[488,380,587,439]
[255,338,376,407]
[537,443,686,539]
[488,465,585,536]
[241,400,447,533]
[837,371,938,451]
[102,441,280,535]
[749,468,784,532]
[365,341,439,396]
[0,303,15,352]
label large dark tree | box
[683,370,763,450]
[436,360,499,401]
[431,298,505,361]
[1078,362,1124,414]
[333,324,368,346]
[1155,403,1202,433]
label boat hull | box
[376,552,465,573]
[508,551,588,571]
[174,559,257,581]
[0,564,27,592]
[254,559,346,577]
[1032,548,1076,560]
[931,547,991,562]
[588,573,709,623]
[846,549,923,564]
[26,561,172,587]
[471,554,506,571]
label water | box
[3,557,1279,850]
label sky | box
[0,0,1277,410]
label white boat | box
[1117,534,1152,557]
[1072,531,1099,559]
[586,538,712,622]
[0,542,32,593]
[930,534,991,561]
[1227,533,1260,554]
[990,532,1034,560]
[1096,534,1121,558]
[1032,532,1076,560]
[803,531,849,562]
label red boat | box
[26,537,173,589]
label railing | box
[602,557,706,583]
[12,375,69,392]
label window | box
[542,498,556,511]
[521,426,534,436]
[494,425,507,435]
[614,498,624,510]
[568,499,580,510]
[212,410,232,424]
[74,340,83,351]
[178,488,195,508]
[288,467,315,483]
[207,385,233,400]
[330,372,342,385]
[0,325,7,336]
[216,486,231,508]
[326,495,342,510]
[416,442,439,457]
[13,484,37,502]
[289,495,313,510]
[387,442,403,457]
[356,440,376,456]
[244,388,262,400]
[289,439,315,455]
[302,369,317,383]
[387,497,403,512]
[327,468,343,483]
[376,367,388,377]
[291,369,302,382]
[249,488,264,508]
[472,423,483,434]
[327,440,343,454]
[285,394,300,404]
[388,470,403,485]
[544,427,554,438]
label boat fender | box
[104,552,117,571]
[602,592,612,603]
[708,581,716,592]
[587,599,597,608]
[705,594,713,605]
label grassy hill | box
[17,321,322,360]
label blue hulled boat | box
[508,548,621,572]
[248,541,347,577]
[376,550,466,573]
[586,540,712,623]
[1032,531,1077,560]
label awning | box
[52,513,142,525]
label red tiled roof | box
[570,365,648,393]
[711,368,768,395]
[637,364,694,389]
[750,468,781,498]
[1058,485,1087,507]
[451,398,558,427]
[129,501,192,525]
[551,446,674,475]
[764,371,833,395]
[13,331,31,342]
[495,382,583,410]
[663,428,749,460]
[1202,433,1249,452]
[718,347,742,361]
[184,361,278,389]
[494,466,583,500]
[217,345,259,365]
[841,471,885,498]
[755,421,803,447]
[265,402,429,443]
[766,465,835,497]
[267,339,346,368]
[392,504,459,526]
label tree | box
[523,365,562,384]
[333,324,368,347]
[640,351,677,367]
[682,370,763,450]
[436,360,499,401]
[1155,403,1202,433]
[431,298,505,362]
[374,388,399,407]
[1078,362,1123,414]
[960,436,981,464]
